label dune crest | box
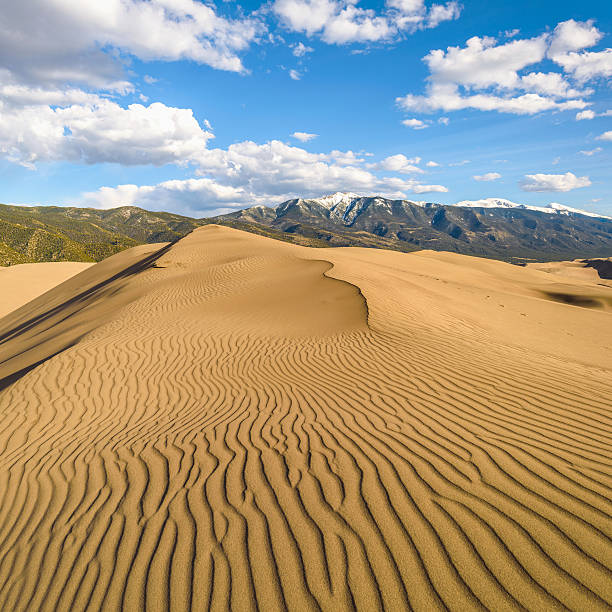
[0,225,610,611]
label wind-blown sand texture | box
[0,262,93,319]
[0,225,610,611]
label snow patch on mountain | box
[311,192,360,209]
[454,198,611,220]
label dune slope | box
[0,225,610,611]
[0,262,93,319]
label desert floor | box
[0,225,610,611]
[0,262,93,319]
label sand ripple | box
[0,225,610,611]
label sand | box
[0,225,610,611]
[0,262,93,319]
[526,258,612,287]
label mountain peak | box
[311,192,361,209]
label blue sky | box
[0,0,610,216]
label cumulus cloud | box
[547,20,612,82]
[370,154,423,173]
[289,69,302,80]
[272,0,460,45]
[81,140,447,214]
[426,160,440,167]
[82,178,253,217]
[193,140,445,196]
[547,19,602,59]
[520,172,591,192]
[0,1,265,174]
[576,110,595,120]
[0,98,213,168]
[0,0,262,92]
[473,172,501,181]
[399,86,586,115]
[597,131,612,141]
[292,131,318,141]
[425,2,461,29]
[396,20,610,117]
[402,118,429,129]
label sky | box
[0,0,611,217]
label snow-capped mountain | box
[312,192,360,209]
[218,192,612,261]
[292,193,611,221]
[454,198,611,220]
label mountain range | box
[0,193,610,265]
[213,192,612,262]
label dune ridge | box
[0,225,610,611]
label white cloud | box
[82,178,251,216]
[422,34,549,90]
[547,20,612,82]
[370,154,423,173]
[426,160,439,167]
[598,131,612,141]
[143,75,158,85]
[425,2,461,29]
[580,147,602,156]
[438,116,449,125]
[473,172,501,181]
[576,110,595,120]
[402,118,428,129]
[0,98,213,168]
[326,150,366,164]
[194,140,444,195]
[398,85,586,115]
[547,19,602,59]
[292,42,314,56]
[554,49,612,82]
[274,0,393,43]
[520,171,591,192]
[289,69,302,80]
[292,131,318,141]
[82,139,447,214]
[272,0,460,45]
[520,72,586,98]
[0,0,262,92]
[396,20,612,117]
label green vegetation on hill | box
[0,204,201,266]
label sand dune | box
[0,225,610,611]
[0,262,93,319]
[526,258,612,287]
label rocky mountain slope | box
[213,192,612,262]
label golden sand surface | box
[526,258,612,287]
[0,225,610,611]
[0,262,93,319]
